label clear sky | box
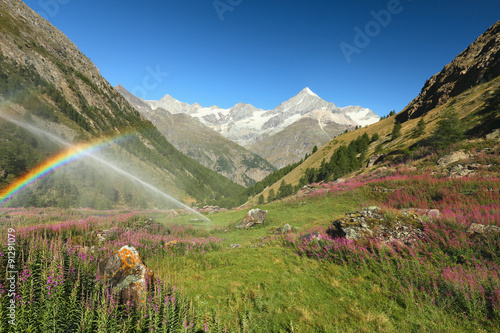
[22,0,500,116]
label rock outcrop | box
[237,208,268,229]
[327,207,432,246]
[98,245,154,306]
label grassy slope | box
[247,77,500,205]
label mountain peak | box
[300,87,319,98]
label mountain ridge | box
[396,20,500,123]
[143,87,379,168]
[116,84,276,187]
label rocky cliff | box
[396,20,500,122]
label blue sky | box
[23,0,500,116]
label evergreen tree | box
[312,145,318,154]
[391,122,402,140]
[277,180,293,199]
[371,133,380,142]
[267,189,275,203]
[431,112,465,149]
[258,194,264,205]
[413,117,426,137]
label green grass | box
[143,185,497,332]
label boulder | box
[437,151,469,167]
[485,128,500,140]
[98,245,154,306]
[237,208,268,229]
[281,223,292,234]
[467,223,500,235]
[366,155,384,167]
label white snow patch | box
[304,87,319,98]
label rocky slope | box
[396,20,500,122]
[146,87,379,167]
[250,111,352,168]
[0,0,244,208]
[116,85,275,186]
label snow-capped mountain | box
[146,88,379,150]
[116,85,276,186]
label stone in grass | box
[467,223,500,235]
[282,223,292,233]
[98,245,154,306]
[300,232,322,241]
[437,151,469,167]
[237,208,268,229]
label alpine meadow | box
[1,1,500,332]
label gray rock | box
[281,224,292,233]
[300,232,321,241]
[437,151,469,167]
[237,208,268,229]
[230,244,242,249]
[467,223,500,235]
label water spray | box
[0,111,211,222]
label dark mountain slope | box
[0,0,243,208]
[396,20,500,122]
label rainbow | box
[0,135,128,205]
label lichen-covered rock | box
[467,223,500,235]
[437,151,469,167]
[237,208,268,229]
[327,207,426,246]
[281,223,292,233]
[98,245,154,306]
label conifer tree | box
[391,121,402,140]
[431,112,465,148]
[258,194,264,205]
[414,117,426,137]
[267,189,275,203]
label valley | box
[0,0,499,332]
